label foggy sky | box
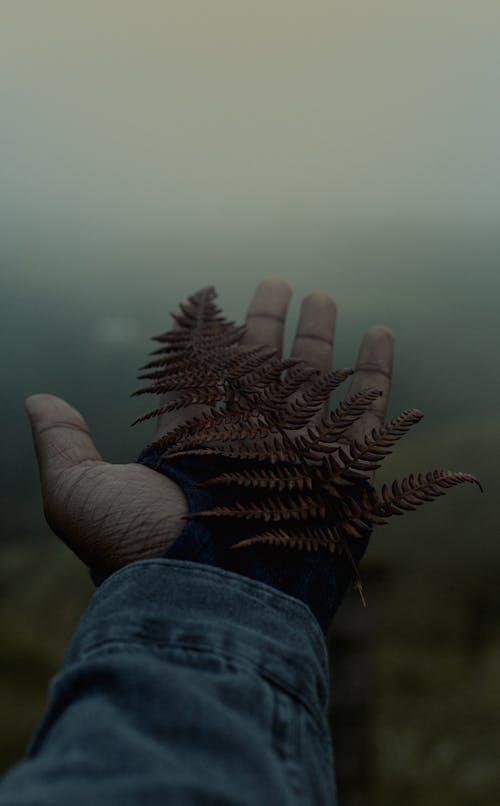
[2,0,500,250]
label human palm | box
[26,278,394,575]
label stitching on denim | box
[272,690,308,806]
[71,640,326,726]
[95,559,325,651]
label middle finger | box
[290,291,338,421]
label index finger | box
[240,277,293,356]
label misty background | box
[1,3,499,804]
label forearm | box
[0,560,337,806]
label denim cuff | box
[66,558,330,721]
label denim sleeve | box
[0,559,337,806]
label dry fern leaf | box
[201,464,314,492]
[132,284,483,604]
[130,389,221,425]
[375,470,483,516]
[222,347,284,381]
[161,422,274,454]
[278,368,354,428]
[335,408,425,480]
[247,362,320,402]
[131,369,220,396]
[231,526,340,553]
[318,388,384,442]
[148,323,246,356]
[137,409,234,461]
[184,493,328,522]
[164,436,291,463]
[288,388,382,458]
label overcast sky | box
[1,0,500,248]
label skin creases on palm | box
[45,459,189,575]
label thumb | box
[25,394,103,491]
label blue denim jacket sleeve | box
[0,559,337,805]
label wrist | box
[134,451,373,634]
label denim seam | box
[74,627,317,681]
[94,559,326,654]
[70,640,327,727]
[272,690,307,806]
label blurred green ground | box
[1,419,497,804]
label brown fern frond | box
[130,390,221,425]
[146,343,187,357]
[149,323,246,354]
[147,344,271,379]
[138,354,209,373]
[165,433,297,464]
[234,357,304,389]
[287,388,382,459]
[231,526,339,553]
[273,361,321,387]
[137,409,236,460]
[375,470,483,516]
[301,367,354,406]
[131,369,220,396]
[141,333,248,371]
[278,368,353,428]
[336,408,424,480]
[131,284,483,607]
[247,363,322,414]
[220,346,282,379]
[163,422,274,453]
[319,388,384,442]
[201,464,314,492]
[171,286,221,325]
[190,323,246,347]
[184,493,327,522]
[150,329,197,345]
[161,436,292,464]
[150,287,219,339]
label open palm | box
[26,278,394,576]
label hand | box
[26,277,394,575]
